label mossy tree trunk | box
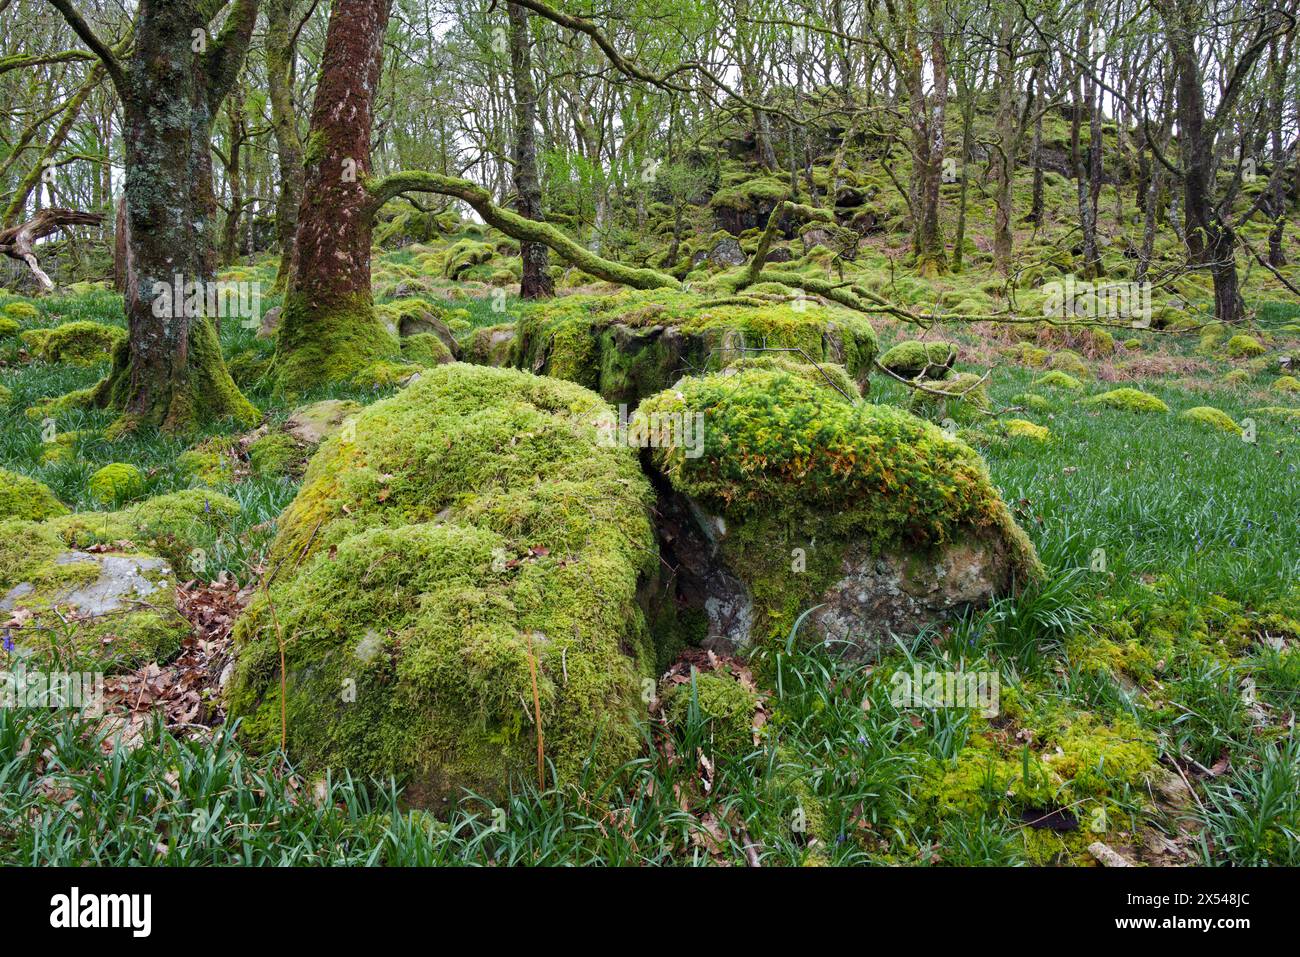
[508,1,553,299]
[272,0,398,391]
[48,0,261,434]
[267,0,306,292]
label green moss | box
[1012,393,1055,413]
[248,431,302,478]
[177,436,241,485]
[1084,388,1170,414]
[1225,334,1266,358]
[879,340,957,380]
[1033,370,1084,391]
[908,372,992,424]
[0,317,19,338]
[1271,375,1300,393]
[0,467,68,520]
[1048,350,1091,379]
[1002,342,1051,368]
[400,332,453,366]
[639,365,1040,644]
[3,301,39,321]
[664,670,758,754]
[23,320,125,366]
[1123,338,1141,350]
[513,289,878,407]
[272,291,400,392]
[0,518,188,669]
[350,359,423,388]
[438,240,494,280]
[1222,368,1250,385]
[1001,419,1052,443]
[1181,405,1241,435]
[87,463,146,505]
[227,363,658,804]
[709,175,789,211]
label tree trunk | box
[508,1,552,299]
[992,7,1017,275]
[267,0,305,292]
[273,0,398,391]
[220,86,246,266]
[51,0,262,434]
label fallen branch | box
[0,207,103,294]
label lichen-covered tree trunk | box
[907,0,948,276]
[267,0,306,292]
[508,1,552,299]
[83,0,261,434]
[273,0,398,391]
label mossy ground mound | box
[0,467,69,520]
[1085,388,1170,414]
[879,340,957,380]
[21,321,125,366]
[511,289,878,407]
[226,363,659,804]
[638,364,1040,652]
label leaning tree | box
[46,0,260,433]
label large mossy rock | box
[638,364,1041,656]
[511,289,878,407]
[226,363,658,805]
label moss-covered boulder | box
[1084,388,1170,414]
[0,519,188,668]
[879,340,957,380]
[463,323,516,367]
[226,363,658,804]
[22,321,125,366]
[178,436,242,485]
[1272,375,1300,393]
[908,372,992,424]
[3,301,39,321]
[512,289,878,407]
[401,332,454,366]
[0,317,20,338]
[0,468,69,520]
[637,364,1041,655]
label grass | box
[1,244,1298,865]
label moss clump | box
[463,324,516,366]
[1223,368,1250,385]
[664,670,758,754]
[1012,393,1054,413]
[226,363,658,804]
[512,289,877,407]
[439,239,494,279]
[1123,338,1141,350]
[0,467,69,520]
[908,372,991,424]
[400,332,453,366]
[177,436,241,485]
[1225,334,1266,358]
[0,317,19,338]
[248,431,302,478]
[1002,342,1050,368]
[1033,370,1083,391]
[23,321,125,366]
[880,340,957,380]
[88,463,146,505]
[1084,388,1170,414]
[1182,405,1241,435]
[1001,419,1052,443]
[3,301,39,321]
[1048,350,1091,379]
[350,359,423,388]
[1271,375,1300,393]
[708,175,789,211]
